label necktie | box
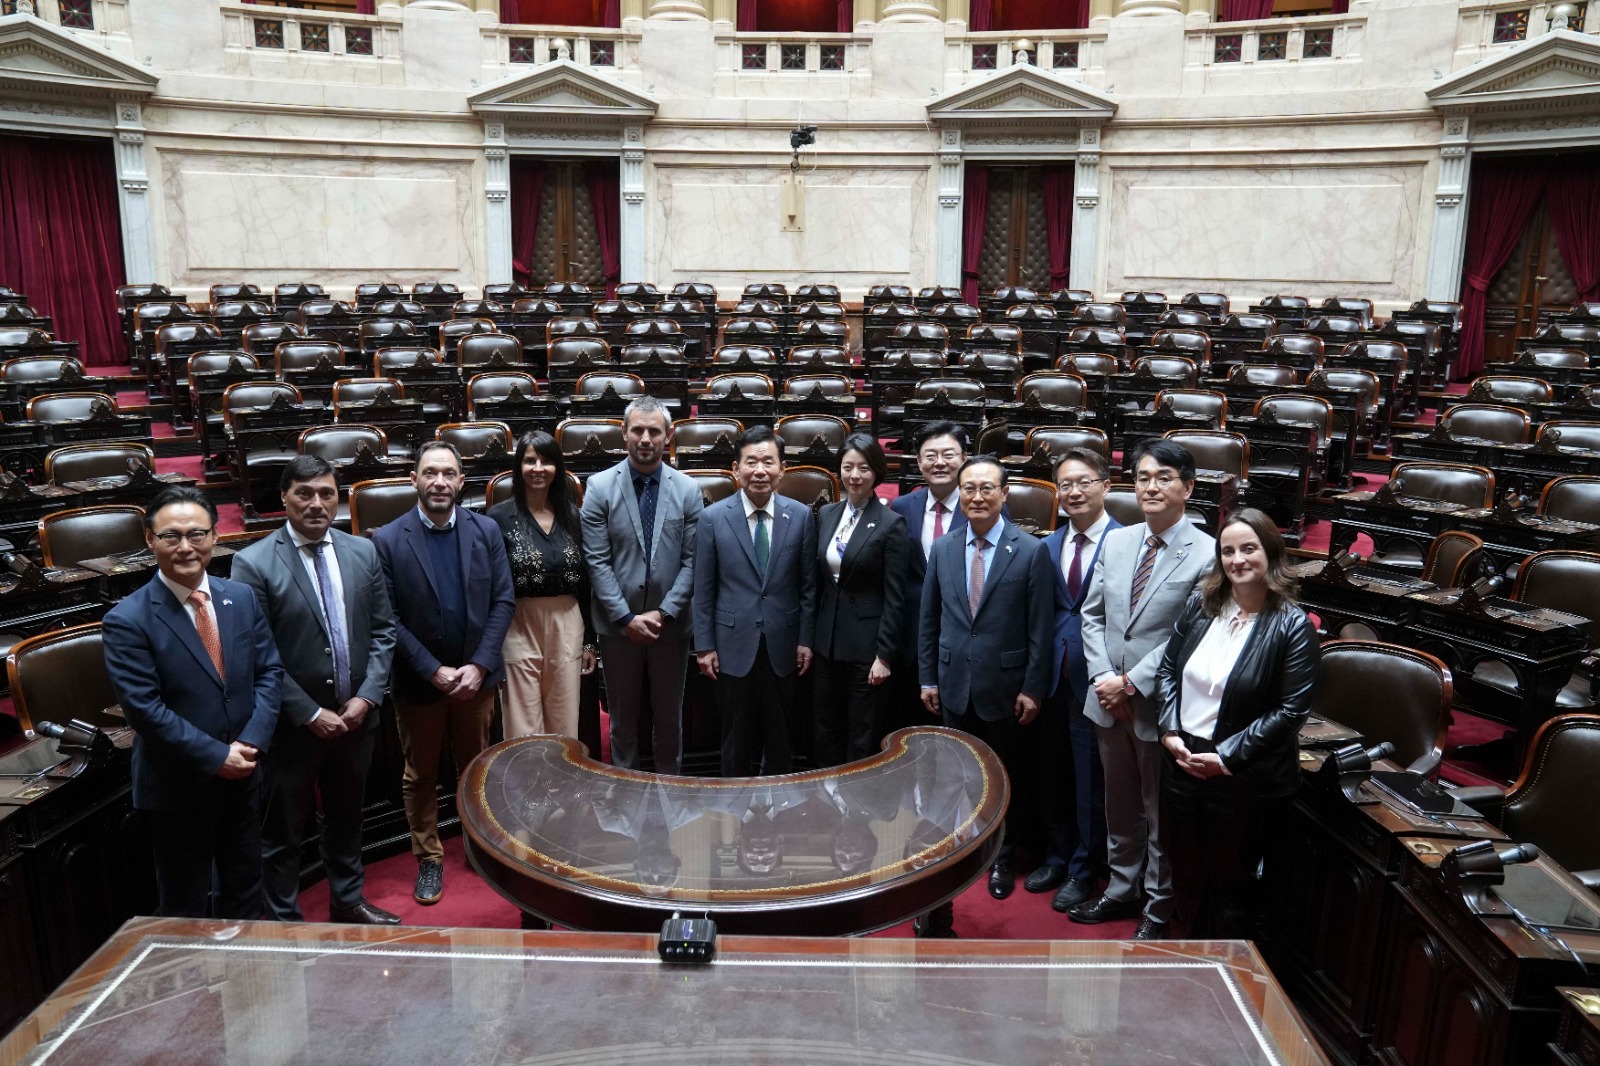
[635,473,656,570]
[932,499,947,542]
[1067,532,1088,602]
[188,588,225,681]
[968,536,988,617]
[754,510,770,579]
[1130,534,1165,610]
[307,542,352,704]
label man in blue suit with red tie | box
[102,486,283,919]
[1026,448,1118,913]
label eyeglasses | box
[958,482,1003,497]
[153,528,215,546]
[1134,473,1181,489]
[919,448,962,464]
[1057,477,1106,493]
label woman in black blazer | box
[1156,507,1320,939]
[812,433,909,767]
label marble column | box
[621,125,646,284]
[112,98,155,285]
[935,128,964,289]
[648,0,708,18]
[1115,0,1182,16]
[880,0,942,21]
[1425,117,1472,302]
[484,122,512,284]
[1069,127,1101,293]
[1089,0,1116,21]
[1182,0,1212,20]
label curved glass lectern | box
[460,727,1007,935]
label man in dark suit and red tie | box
[1025,447,1119,913]
[102,486,283,919]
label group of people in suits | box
[104,397,1320,942]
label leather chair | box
[721,318,782,347]
[273,340,344,375]
[466,371,541,419]
[1440,402,1531,444]
[484,469,584,511]
[1421,530,1486,588]
[2,355,81,383]
[358,319,419,353]
[1066,325,1127,352]
[333,377,404,407]
[1149,328,1213,368]
[1056,352,1121,378]
[555,418,625,461]
[1181,292,1231,322]
[1537,421,1600,453]
[459,332,525,369]
[786,345,851,373]
[1313,639,1450,776]
[575,371,647,399]
[1387,461,1495,509]
[1255,392,1334,486]
[1103,485,1144,526]
[38,504,147,568]
[1131,355,1198,388]
[1540,476,1600,525]
[912,378,985,403]
[1263,334,1324,368]
[704,373,774,399]
[349,477,418,536]
[1468,375,1552,405]
[1004,477,1058,534]
[712,345,779,371]
[1025,426,1110,461]
[299,423,389,464]
[1166,429,1250,480]
[624,318,687,346]
[6,623,123,734]
[672,417,745,454]
[1155,309,1213,329]
[966,323,1024,354]
[793,320,849,348]
[670,282,717,303]
[620,343,689,371]
[783,373,855,401]
[155,321,223,357]
[1230,364,1300,388]
[374,347,445,375]
[27,391,116,423]
[1319,368,1381,441]
[1074,303,1128,328]
[1320,297,1374,329]
[1471,550,1600,712]
[1306,315,1366,344]
[190,350,260,376]
[439,318,499,356]
[1017,372,1088,410]
[241,321,307,357]
[44,442,156,484]
[775,413,849,464]
[776,464,839,517]
[223,381,301,429]
[687,469,740,506]
[1517,347,1588,373]
[437,421,513,458]
[210,282,262,304]
[1451,714,1600,890]
[1222,312,1277,336]
[452,299,507,320]
[1153,389,1227,426]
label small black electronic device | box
[658,911,716,965]
[790,125,817,150]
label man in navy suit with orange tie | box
[103,486,283,919]
[1026,448,1118,913]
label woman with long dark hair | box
[1156,507,1320,939]
[489,430,596,739]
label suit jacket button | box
[324,648,331,655]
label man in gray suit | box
[582,396,703,774]
[1071,437,1215,940]
[693,425,818,777]
[231,455,400,924]
[919,454,1055,906]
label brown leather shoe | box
[331,899,403,925]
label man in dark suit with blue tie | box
[371,441,515,906]
[693,425,818,777]
[1025,447,1118,912]
[919,454,1055,910]
[102,486,283,919]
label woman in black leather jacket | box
[1156,507,1320,939]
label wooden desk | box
[1,918,1330,1066]
[1550,987,1600,1065]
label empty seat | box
[1002,477,1058,534]
[1439,403,1530,445]
[1540,476,1600,525]
[5,623,123,735]
[1313,639,1450,776]
[349,477,417,536]
[44,442,156,484]
[38,504,147,568]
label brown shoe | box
[330,899,402,925]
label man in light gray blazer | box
[230,455,399,924]
[693,425,818,777]
[1072,438,1215,941]
[582,396,703,775]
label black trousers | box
[1030,683,1107,879]
[716,639,795,777]
[812,655,880,768]
[943,704,1023,855]
[1162,733,1283,940]
[878,655,932,745]
[146,774,263,920]
[260,717,378,920]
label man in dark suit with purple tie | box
[1025,447,1119,913]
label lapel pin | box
[221,599,233,607]
[867,522,876,529]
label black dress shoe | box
[913,914,959,938]
[1132,917,1167,941]
[1024,863,1068,894]
[1066,894,1142,925]
[1050,876,1095,913]
[329,900,402,926]
[988,858,1015,900]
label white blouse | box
[825,502,868,583]
[1179,598,1259,741]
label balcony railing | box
[484,25,634,70]
[221,3,398,60]
[1455,0,1591,68]
[950,29,1109,85]
[1185,11,1365,68]
[714,31,866,75]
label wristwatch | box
[1121,675,1136,697]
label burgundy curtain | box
[500,0,520,21]
[1330,0,1349,12]
[1546,159,1600,304]
[510,159,544,286]
[960,165,989,306]
[738,0,757,31]
[1219,0,1274,19]
[605,0,621,26]
[968,0,993,31]
[837,0,852,32]
[1042,166,1075,291]
[1456,157,1550,379]
[588,162,621,299]
[1069,0,1091,28]
[355,0,375,14]
[0,134,126,368]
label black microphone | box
[35,720,94,747]
[1497,843,1540,866]
[1366,741,1395,763]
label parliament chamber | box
[5,0,1600,1060]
